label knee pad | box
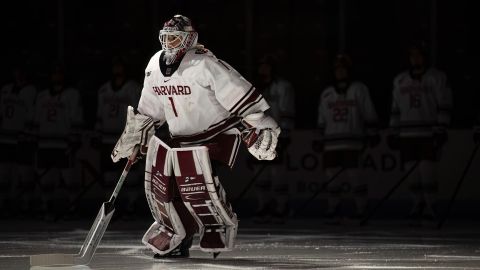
[173,146,238,252]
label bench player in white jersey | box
[0,65,37,216]
[111,15,280,258]
[95,57,141,217]
[96,57,141,146]
[253,55,295,223]
[389,42,452,222]
[33,65,83,218]
[317,53,379,221]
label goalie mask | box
[159,15,198,65]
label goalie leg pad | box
[143,137,186,255]
[173,146,238,252]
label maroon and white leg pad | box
[142,137,186,255]
[173,146,238,252]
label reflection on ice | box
[31,266,91,270]
[1,220,480,270]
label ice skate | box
[154,237,192,259]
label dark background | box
[1,0,480,223]
[2,0,478,129]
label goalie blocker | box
[143,136,238,255]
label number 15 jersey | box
[390,67,452,138]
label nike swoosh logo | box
[164,79,170,82]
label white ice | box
[1,219,480,270]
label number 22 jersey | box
[317,81,378,151]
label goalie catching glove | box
[241,112,281,161]
[111,106,159,163]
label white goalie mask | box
[159,15,198,65]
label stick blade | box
[30,253,75,266]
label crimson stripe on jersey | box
[234,91,262,115]
[176,151,197,176]
[217,59,231,70]
[228,86,255,113]
[238,95,264,116]
[207,116,235,130]
[228,134,241,167]
[172,117,241,144]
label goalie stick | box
[359,160,420,226]
[437,142,480,229]
[292,167,346,217]
[30,146,139,267]
[233,162,268,204]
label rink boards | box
[222,129,480,213]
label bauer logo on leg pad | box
[143,137,187,256]
[172,147,238,252]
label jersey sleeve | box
[201,56,270,117]
[137,70,166,126]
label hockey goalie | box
[111,15,280,258]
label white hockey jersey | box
[261,78,295,131]
[34,88,83,148]
[96,80,141,144]
[0,83,37,143]
[138,47,270,144]
[390,67,452,137]
[317,81,378,151]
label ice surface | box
[1,219,480,270]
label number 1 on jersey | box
[168,96,178,117]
